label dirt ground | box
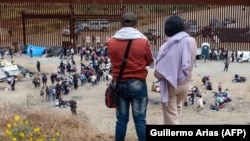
[0,53,250,140]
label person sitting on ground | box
[215,95,224,107]
[210,100,219,111]
[221,88,232,102]
[206,80,212,90]
[58,98,66,108]
[223,88,229,96]
[202,75,210,86]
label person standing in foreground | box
[154,15,197,124]
[107,12,153,141]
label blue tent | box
[26,44,46,57]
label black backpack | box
[85,70,90,77]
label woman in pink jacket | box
[154,15,197,124]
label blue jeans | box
[80,78,86,86]
[49,93,53,102]
[115,79,148,141]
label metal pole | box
[21,11,26,47]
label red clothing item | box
[107,38,153,82]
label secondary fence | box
[0,2,250,52]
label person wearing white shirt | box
[197,95,203,111]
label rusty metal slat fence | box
[0,3,250,53]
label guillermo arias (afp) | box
[150,129,219,136]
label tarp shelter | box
[1,65,19,76]
[17,65,29,74]
[46,46,63,57]
[201,42,210,59]
[26,44,46,57]
[237,51,250,62]
[0,69,7,81]
[0,60,20,77]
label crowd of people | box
[201,48,246,63]
[211,88,232,111]
[30,43,113,107]
[200,75,233,111]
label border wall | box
[0,1,250,52]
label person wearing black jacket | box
[55,82,61,99]
[202,75,210,86]
[9,48,14,60]
[42,74,47,86]
[59,60,65,75]
[50,73,56,86]
[73,74,78,89]
[37,61,41,73]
